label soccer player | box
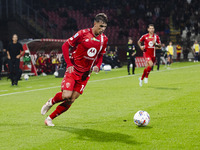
[192,40,199,62]
[166,42,174,66]
[138,24,161,87]
[41,13,108,126]
[127,38,136,75]
[176,44,182,62]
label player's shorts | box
[143,53,155,63]
[168,54,172,59]
[61,71,90,94]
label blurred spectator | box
[36,54,47,76]
[192,40,199,62]
[0,40,3,80]
[176,44,182,62]
[52,55,60,72]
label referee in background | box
[7,34,24,85]
[127,38,136,75]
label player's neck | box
[149,33,154,36]
[13,41,17,44]
[92,28,99,37]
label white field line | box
[0,64,199,97]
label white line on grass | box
[0,64,199,97]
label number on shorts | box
[80,85,85,92]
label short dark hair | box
[94,13,108,24]
[148,24,154,28]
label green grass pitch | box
[0,62,200,150]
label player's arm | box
[132,46,136,56]
[62,42,74,73]
[62,31,82,73]
[16,44,24,59]
[94,38,108,73]
[137,36,145,51]
[93,54,103,73]
[155,35,161,48]
[7,50,11,59]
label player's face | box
[94,21,107,36]
[148,26,155,34]
[12,34,18,42]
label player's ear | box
[94,21,97,27]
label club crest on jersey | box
[74,33,79,38]
[66,82,71,88]
[87,48,97,57]
[91,37,100,42]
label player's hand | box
[8,55,11,59]
[140,46,145,51]
[66,66,74,73]
[93,66,99,73]
[132,53,136,56]
[16,55,20,59]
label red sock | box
[145,66,152,78]
[141,68,147,80]
[52,92,63,104]
[49,101,71,120]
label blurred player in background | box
[138,24,161,87]
[127,38,136,75]
[176,43,182,62]
[7,34,24,85]
[41,13,108,126]
[192,40,199,62]
[166,42,174,66]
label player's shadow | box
[53,126,139,145]
[148,86,179,90]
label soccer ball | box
[24,74,29,80]
[54,71,58,77]
[103,65,112,71]
[133,110,150,126]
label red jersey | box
[66,28,108,76]
[139,33,161,57]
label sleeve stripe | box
[67,40,74,47]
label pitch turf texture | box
[0,62,200,150]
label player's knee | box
[62,92,72,100]
[69,98,76,103]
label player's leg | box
[132,58,135,74]
[157,54,160,71]
[8,59,14,85]
[45,91,80,126]
[41,72,75,115]
[14,59,20,85]
[141,54,149,81]
[144,57,154,83]
[127,59,130,75]
[167,55,170,66]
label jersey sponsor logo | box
[85,39,89,42]
[91,37,100,42]
[74,33,79,38]
[70,37,73,41]
[87,47,97,57]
